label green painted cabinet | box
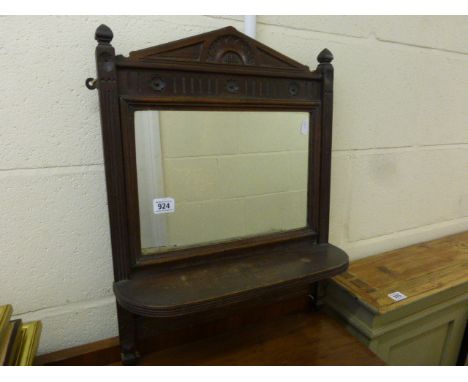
[325,232,468,366]
[326,282,467,365]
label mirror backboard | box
[134,111,310,255]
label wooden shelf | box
[114,239,348,318]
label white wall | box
[0,16,467,354]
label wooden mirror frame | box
[88,24,348,365]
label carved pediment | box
[127,26,309,72]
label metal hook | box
[85,78,98,90]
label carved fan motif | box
[206,35,255,65]
[221,51,243,65]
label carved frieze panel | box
[117,69,320,101]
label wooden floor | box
[108,311,383,366]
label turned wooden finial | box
[317,48,333,64]
[95,24,113,44]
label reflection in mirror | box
[135,110,310,255]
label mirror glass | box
[134,110,310,255]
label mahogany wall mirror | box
[87,24,348,365]
[135,110,310,256]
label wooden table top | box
[333,231,468,314]
[114,311,384,366]
[38,307,384,366]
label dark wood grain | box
[88,25,348,364]
[115,240,348,317]
[122,26,313,76]
[94,24,132,281]
[36,310,384,366]
[129,312,384,366]
[136,227,317,267]
[35,337,120,366]
[37,292,311,365]
[317,48,334,244]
